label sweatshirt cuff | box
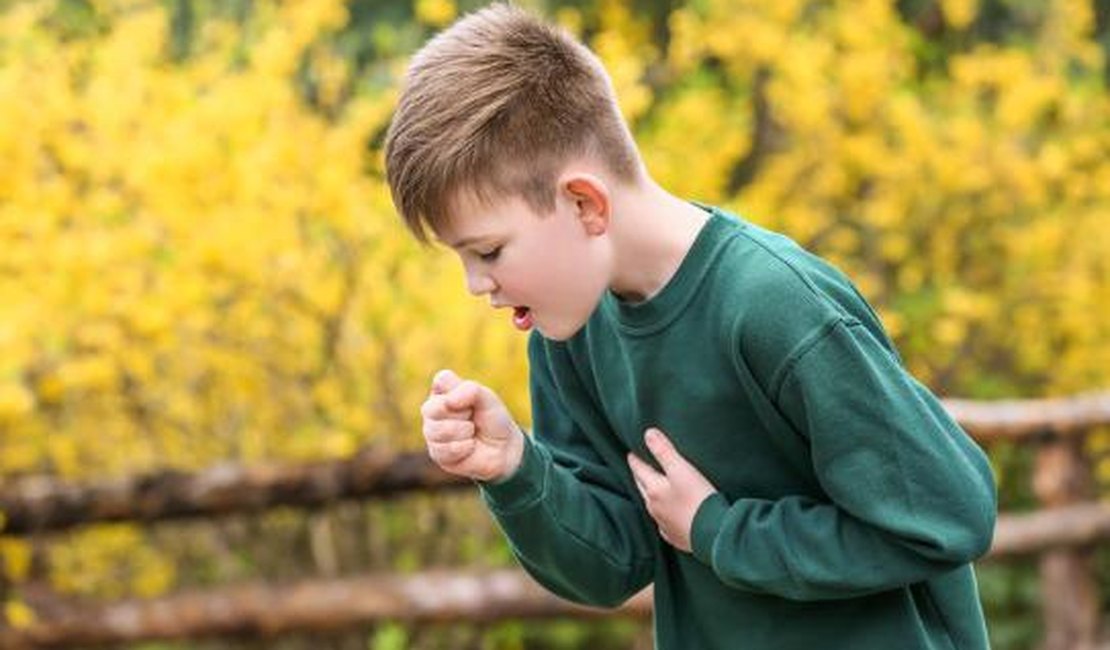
[691,492,729,566]
[478,433,549,515]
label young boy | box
[385,4,997,648]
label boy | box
[385,4,997,649]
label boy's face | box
[437,189,612,341]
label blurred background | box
[0,0,1108,648]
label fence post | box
[1033,436,1100,650]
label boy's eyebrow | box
[441,234,494,249]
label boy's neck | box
[607,179,711,304]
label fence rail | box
[0,391,1108,649]
[0,450,471,535]
[0,570,653,649]
[4,392,1108,536]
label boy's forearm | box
[478,435,657,607]
[689,490,994,601]
[692,318,997,601]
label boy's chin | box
[536,320,585,342]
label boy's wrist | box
[499,423,526,480]
[690,492,730,566]
[479,428,549,514]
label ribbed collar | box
[605,206,737,336]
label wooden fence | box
[0,392,1108,649]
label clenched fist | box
[420,369,525,482]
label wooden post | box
[1033,438,1100,650]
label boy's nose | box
[464,268,496,296]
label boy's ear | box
[560,174,610,236]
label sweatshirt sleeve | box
[477,336,656,608]
[690,317,997,601]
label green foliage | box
[370,623,409,650]
[977,560,1042,650]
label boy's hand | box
[627,428,718,553]
[420,369,525,482]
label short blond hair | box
[384,3,643,242]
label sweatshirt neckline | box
[607,207,735,335]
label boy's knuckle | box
[424,420,447,441]
[447,439,473,459]
[440,421,468,442]
[459,380,480,396]
[430,442,462,465]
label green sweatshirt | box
[479,206,996,649]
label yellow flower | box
[0,383,34,421]
[941,0,979,30]
[415,0,456,28]
[0,537,32,581]
[4,599,34,628]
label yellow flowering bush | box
[0,0,529,604]
[643,0,1110,398]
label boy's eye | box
[478,247,502,262]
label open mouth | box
[512,306,534,331]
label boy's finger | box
[629,471,647,499]
[628,464,650,505]
[445,380,482,411]
[420,395,474,421]
[644,428,682,474]
[423,418,475,443]
[430,369,462,395]
[627,451,661,478]
[429,438,476,466]
[420,395,451,420]
[627,453,665,495]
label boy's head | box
[384,2,643,244]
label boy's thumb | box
[430,369,462,395]
[445,380,481,412]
